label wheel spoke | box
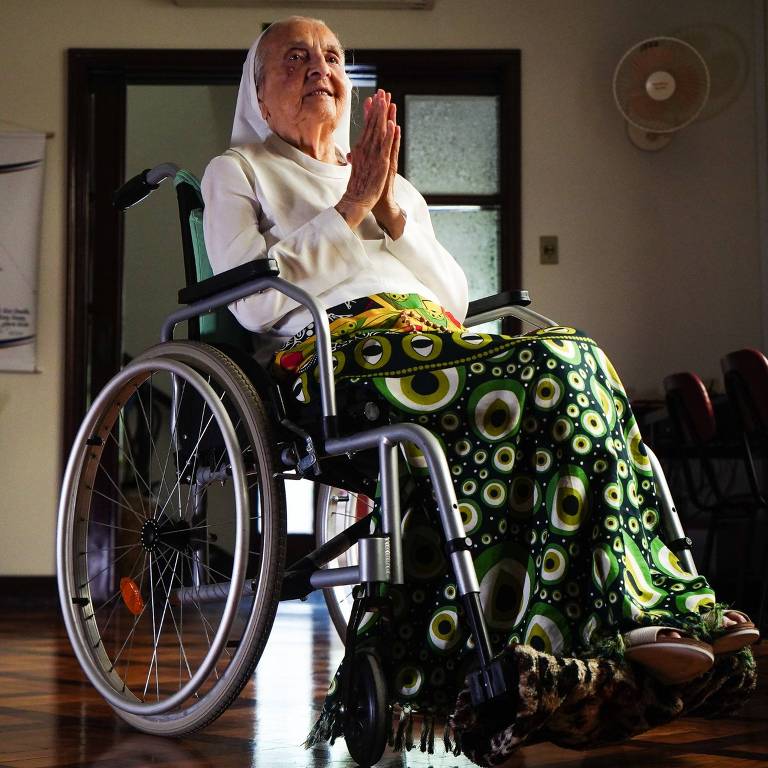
[131,376,175,511]
[88,519,143,534]
[168,547,233,663]
[164,541,237,586]
[154,406,218,525]
[120,551,148,684]
[143,550,180,701]
[115,409,151,519]
[79,542,137,556]
[143,552,160,701]
[79,546,136,590]
[93,461,145,527]
[152,548,194,691]
[95,547,146,638]
[162,548,225,678]
[108,549,175,674]
[153,377,188,522]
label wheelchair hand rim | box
[56,356,250,716]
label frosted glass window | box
[430,206,500,307]
[405,95,499,195]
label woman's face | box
[257,20,346,143]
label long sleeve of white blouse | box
[202,152,372,332]
[201,147,469,334]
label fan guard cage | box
[613,36,710,134]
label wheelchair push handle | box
[113,162,180,210]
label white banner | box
[0,131,46,372]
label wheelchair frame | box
[57,162,698,761]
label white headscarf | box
[231,26,352,155]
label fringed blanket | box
[450,644,756,766]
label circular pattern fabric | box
[374,367,466,414]
[428,607,462,653]
[288,308,723,731]
[546,466,590,536]
[467,379,525,442]
[403,333,443,362]
[475,543,536,630]
[353,336,392,370]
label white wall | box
[0,0,762,575]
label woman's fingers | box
[378,117,395,160]
[390,123,401,172]
[358,90,394,153]
[359,91,384,145]
[369,90,388,143]
[354,93,389,169]
[343,91,400,216]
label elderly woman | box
[202,15,756,755]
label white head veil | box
[231,23,352,155]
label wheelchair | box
[56,163,698,765]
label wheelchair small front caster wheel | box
[344,650,387,766]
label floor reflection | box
[1,595,765,768]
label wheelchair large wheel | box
[57,341,286,735]
[315,485,374,639]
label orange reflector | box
[120,577,144,616]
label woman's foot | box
[712,610,760,655]
[624,626,714,685]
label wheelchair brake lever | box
[279,417,320,476]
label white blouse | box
[201,133,469,337]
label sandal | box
[624,625,714,685]
[711,610,760,655]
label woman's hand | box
[335,89,401,233]
[370,95,404,239]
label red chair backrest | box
[663,371,717,444]
[721,348,768,434]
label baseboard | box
[0,576,58,610]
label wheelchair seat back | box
[174,170,254,351]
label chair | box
[721,348,768,628]
[663,372,759,603]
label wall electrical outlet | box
[540,235,559,265]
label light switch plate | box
[540,235,559,265]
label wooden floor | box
[1,595,767,768]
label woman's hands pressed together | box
[335,89,405,239]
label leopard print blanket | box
[449,644,756,767]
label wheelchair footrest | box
[467,658,511,707]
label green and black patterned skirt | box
[273,294,724,744]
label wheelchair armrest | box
[178,258,280,305]
[467,290,530,318]
[465,290,557,330]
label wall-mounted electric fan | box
[613,37,710,151]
